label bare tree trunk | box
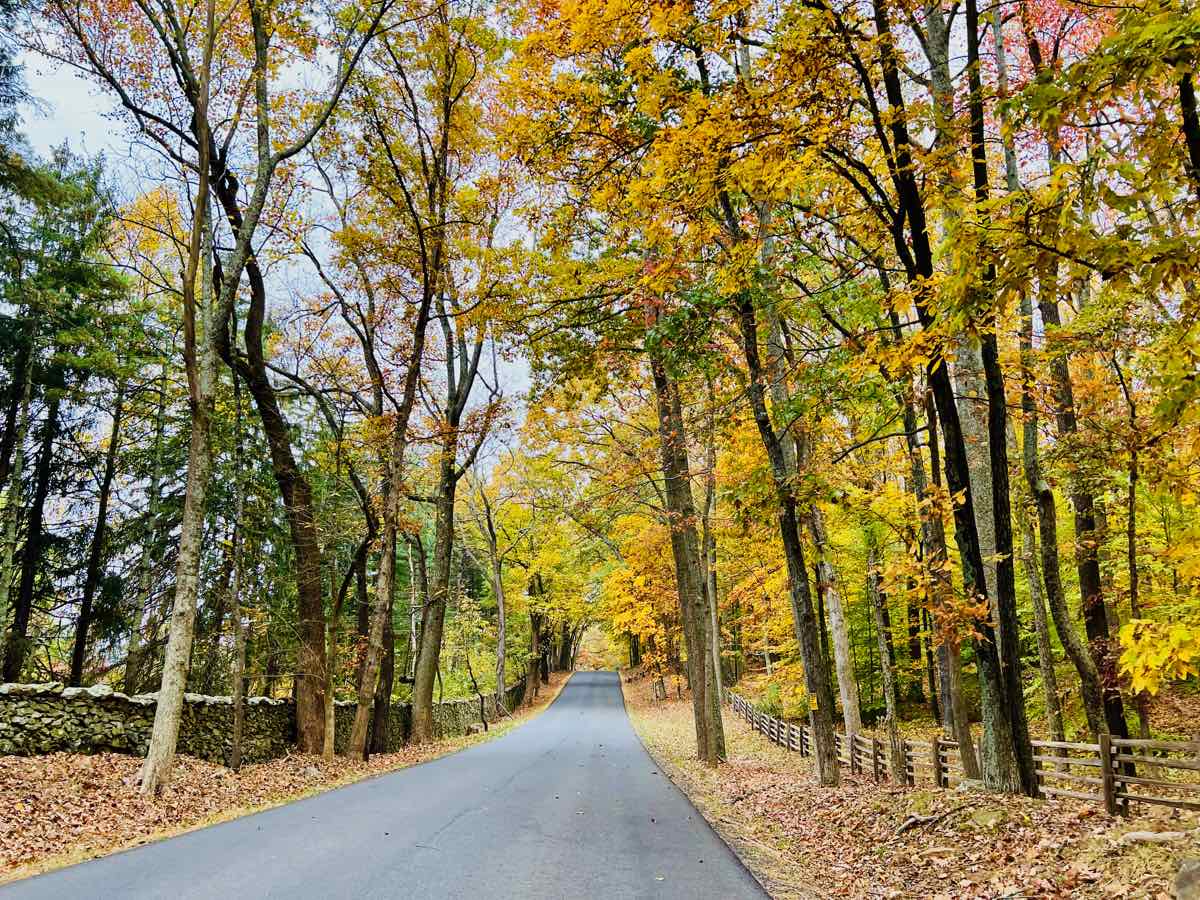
[70,381,126,685]
[523,604,543,706]
[493,553,506,711]
[1020,499,1065,743]
[808,507,862,737]
[139,400,214,793]
[920,388,982,780]
[0,325,33,653]
[411,457,457,743]
[1019,294,1107,738]
[735,295,838,785]
[229,521,247,769]
[964,0,1036,793]
[139,179,218,794]
[346,523,391,757]
[323,558,339,762]
[477,492,507,714]
[867,544,904,779]
[647,345,725,765]
[954,340,1000,612]
[701,378,723,701]
[1038,303,1129,743]
[125,366,167,695]
[369,605,395,755]
[2,389,59,681]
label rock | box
[303,765,321,778]
[907,791,935,815]
[1118,829,1192,846]
[467,723,486,735]
[1,682,64,696]
[85,684,114,699]
[1178,859,1200,900]
[970,808,1006,829]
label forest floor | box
[0,672,569,883]
[621,675,1199,899]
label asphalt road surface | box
[3,671,767,899]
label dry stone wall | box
[0,676,528,766]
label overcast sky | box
[21,55,122,157]
[20,53,534,438]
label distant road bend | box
[4,671,767,899]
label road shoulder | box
[1,673,572,885]
[619,673,788,899]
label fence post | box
[872,738,882,782]
[931,736,944,788]
[1099,732,1118,815]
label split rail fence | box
[727,691,1200,816]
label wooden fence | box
[727,691,1200,816]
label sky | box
[19,52,534,446]
[21,54,122,158]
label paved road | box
[4,671,767,899]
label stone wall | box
[0,676,528,766]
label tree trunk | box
[369,592,395,755]
[524,605,543,706]
[491,544,506,713]
[1178,73,1200,201]
[1039,298,1129,741]
[323,612,337,762]
[2,391,59,681]
[922,609,941,722]
[905,597,923,701]
[701,380,724,704]
[873,0,1026,791]
[647,345,725,765]
[1019,497,1065,743]
[1036,296,1124,740]
[964,0,1036,794]
[980,325,1036,793]
[0,328,30,495]
[867,544,904,779]
[411,457,457,743]
[406,536,427,680]
[125,366,168,695]
[138,402,214,793]
[902,374,980,779]
[70,381,126,686]
[346,523,391,757]
[557,621,572,671]
[735,295,838,785]
[953,339,1000,618]
[211,177,326,755]
[0,327,33,655]
[808,507,862,737]
[139,186,218,791]
[229,372,247,769]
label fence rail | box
[726,691,1200,816]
